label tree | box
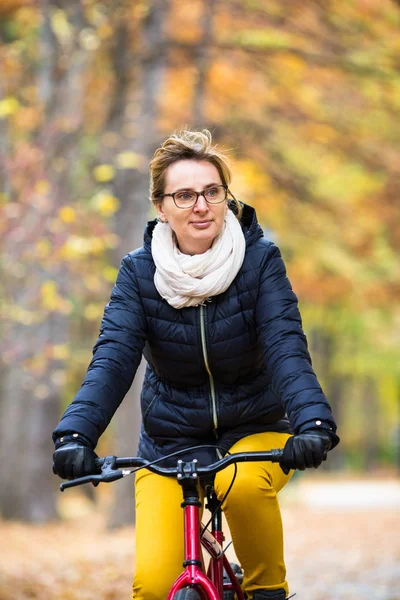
[1,0,400,523]
[0,0,94,520]
[103,0,170,527]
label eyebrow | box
[170,182,222,193]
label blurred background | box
[0,0,399,598]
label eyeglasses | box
[161,184,228,209]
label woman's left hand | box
[280,430,333,474]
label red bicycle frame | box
[59,450,285,599]
[166,462,245,600]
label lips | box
[191,220,212,229]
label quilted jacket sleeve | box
[256,242,337,434]
[52,253,147,448]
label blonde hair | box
[149,129,242,219]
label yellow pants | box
[133,432,293,600]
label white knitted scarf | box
[151,209,246,309]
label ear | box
[156,203,167,223]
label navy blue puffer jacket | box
[53,204,337,464]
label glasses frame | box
[161,184,229,209]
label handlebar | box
[59,449,285,492]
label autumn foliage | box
[0,0,399,522]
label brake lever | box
[59,455,124,491]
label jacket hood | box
[143,202,263,250]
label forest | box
[1,0,399,529]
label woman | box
[53,130,339,600]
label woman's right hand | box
[52,443,99,480]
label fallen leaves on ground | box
[1,477,399,600]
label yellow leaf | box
[36,239,52,258]
[41,281,72,313]
[40,279,72,314]
[26,354,48,374]
[93,164,115,182]
[79,28,100,51]
[84,303,104,321]
[12,306,38,326]
[0,96,20,118]
[41,280,59,311]
[14,106,40,131]
[59,206,77,223]
[103,265,118,282]
[278,53,306,73]
[83,274,102,292]
[15,7,41,28]
[89,237,105,254]
[116,151,142,169]
[93,192,120,216]
[62,236,91,258]
[51,9,72,44]
[52,344,70,360]
[35,179,50,195]
[98,23,113,40]
[41,280,57,298]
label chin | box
[179,223,222,253]
[196,229,218,243]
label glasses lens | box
[204,186,226,203]
[174,191,197,208]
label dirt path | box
[280,475,400,600]
[1,476,399,600]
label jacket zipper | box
[199,303,218,434]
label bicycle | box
[59,448,291,600]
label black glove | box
[52,441,99,480]
[281,429,334,475]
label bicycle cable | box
[222,540,233,554]
[117,443,228,477]
[200,450,237,538]
[108,443,239,542]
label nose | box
[193,193,208,212]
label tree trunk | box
[0,0,89,521]
[191,0,215,126]
[0,245,68,521]
[107,0,170,527]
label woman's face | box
[157,159,228,255]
